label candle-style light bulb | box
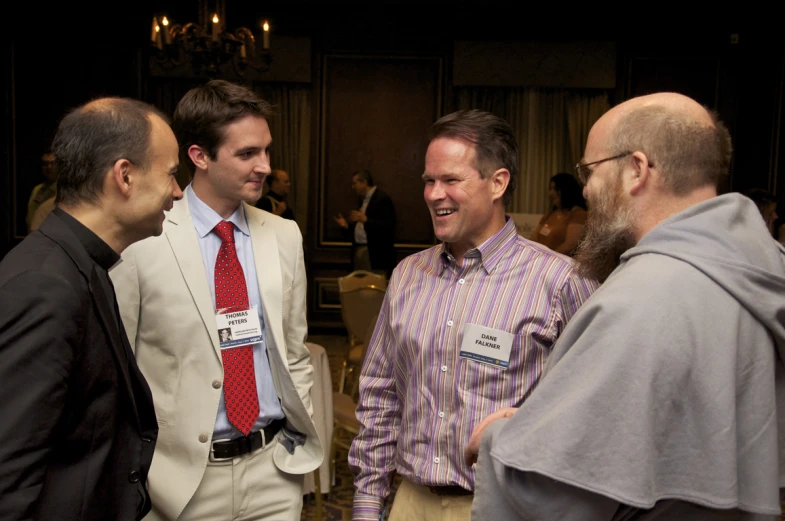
[211,13,220,41]
[262,20,270,50]
[160,16,171,44]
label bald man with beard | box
[466,93,785,520]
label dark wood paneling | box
[619,30,785,197]
[307,54,444,331]
[5,4,149,248]
[727,32,785,195]
[626,56,720,108]
[319,54,442,248]
[313,277,341,311]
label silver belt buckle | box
[208,437,233,463]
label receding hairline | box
[609,92,716,131]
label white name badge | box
[459,323,514,368]
[215,307,263,349]
[540,224,552,236]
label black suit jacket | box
[0,211,158,521]
[351,187,397,275]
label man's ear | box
[187,145,209,171]
[110,158,133,197]
[491,168,510,202]
[627,151,651,196]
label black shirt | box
[256,191,295,220]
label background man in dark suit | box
[334,169,397,276]
[257,168,295,220]
[0,97,183,521]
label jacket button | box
[212,380,222,389]
[128,471,140,483]
[199,434,209,443]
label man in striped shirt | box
[348,109,599,521]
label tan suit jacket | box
[111,196,322,520]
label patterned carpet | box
[301,334,785,521]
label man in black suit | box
[334,169,397,276]
[0,97,183,521]
[256,168,296,220]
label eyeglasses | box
[575,152,632,184]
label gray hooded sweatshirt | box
[473,193,785,520]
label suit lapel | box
[245,204,285,360]
[39,214,142,428]
[90,270,141,428]
[165,198,222,362]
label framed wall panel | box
[318,54,443,250]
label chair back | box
[338,271,386,346]
[337,270,386,293]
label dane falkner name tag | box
[459,323,514,368]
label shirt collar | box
[186,184,250,239]
[52,207,120,271]
[363,186,377,204]
[438,216,518,275]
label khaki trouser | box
[388,478,473,521]
[145,440,304,521]
[354,245,372,271]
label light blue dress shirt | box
[354,185,376,245]
[186,185,284,439]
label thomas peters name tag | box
[215,307,263,349]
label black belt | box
[211,419,284,460]
[427,485,473,496]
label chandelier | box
[150,0,272,77]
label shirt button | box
[199,434,209,443]
[447,320,454,327]
[438,411,445,418]
[441,365,447,372]
[434,457,440,464]
[458,278,465,284]
[128,471,140,483]
[212,380,222,389]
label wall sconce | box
[150,1,272,77]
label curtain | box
[254,82,311,234]
[456,87,610,214]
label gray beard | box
[574,194,637,284]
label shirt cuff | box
[352,494,384,521]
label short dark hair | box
[550,172,586,210]
[429,109,518,205]
[173,80,275,175]
[352,169,374,187]
[52,97,166,206]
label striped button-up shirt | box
[348,217,599,520]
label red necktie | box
[213,221,260,435]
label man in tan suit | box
[111,80,322,521]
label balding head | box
[591,92,732,195]
[53,97,169,206]
[266,168,290,196]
